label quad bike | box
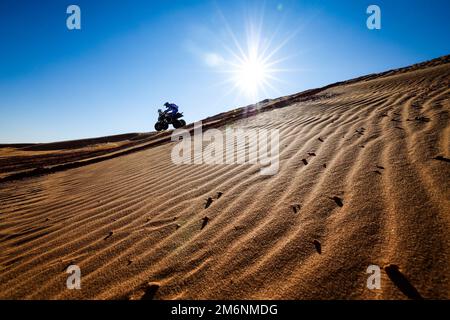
[154,109,186,131]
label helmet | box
[164,102,170,107]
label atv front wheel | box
[172,120,184,129]
[173,119,186,129]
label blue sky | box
[0,0,449,143]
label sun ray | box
[216,7,248,62]
[202,4,310,102]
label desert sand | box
[0,55,449,299]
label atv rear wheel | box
[172,120,184,129]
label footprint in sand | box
[373,165,385,175]
[434,155,450,163]
[415,116,430,123]
[104,231,113,240]
[205,197,213,209]
[384,264,423,300]
[313,240,322,254]
[291,204,301,214]
[201,216,210,230]
[330,196,343,207]
[127,282,160,300]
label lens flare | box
[234,52,269,97]
[208,6,305,103]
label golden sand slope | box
[0,57,449,299]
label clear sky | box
[0,0,449,143]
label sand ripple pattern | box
[0,59,449,299]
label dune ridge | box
[0,56,449,299]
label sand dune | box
[0,56,449,299]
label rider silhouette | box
[163,102,179,118]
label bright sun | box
[224,43,280,101]
[209,7,301,102]
[234,54,269,97]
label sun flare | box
[233,53,270,97]
[204,7,304,103]
[220,39,284,101]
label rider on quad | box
[163,102,179,119]
[154,102,186,131]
